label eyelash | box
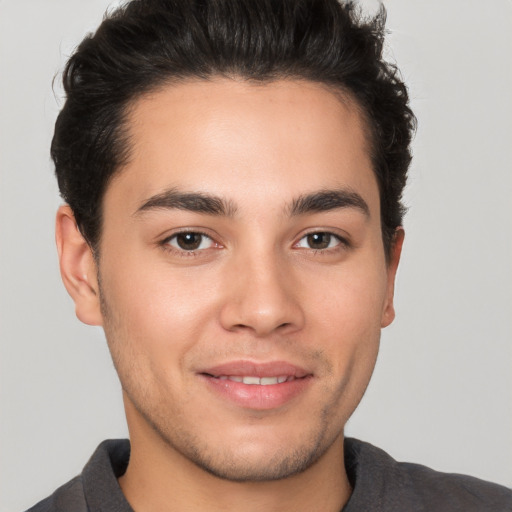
[294,231,349,253]
[160,230,219,257]
[159,230,350,257]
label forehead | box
[108,78,378,215]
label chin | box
[184,441,329,482]
[157,418,341,483]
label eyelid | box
[160,228,223,255]
[159,227,218,243]
[168,233,214,250]
[157,227,350,255]
[293,229,351,251]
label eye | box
[296,232,343,250]
[166,232,215,251]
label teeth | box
[243,376,261,385]
[260,377,278,385]
[216,375,292,385]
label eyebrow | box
[135,188,237,217]
[135,186,369,218]
[289,189,370,217]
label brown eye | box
[167,232,213,251]
[296,232,343,250]
[306,233,331,249]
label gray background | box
[1,1,511,510]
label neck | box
[119,414,351,512]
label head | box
[53,0,415,260]
[55,0,415,485]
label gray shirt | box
[26,438,512,511]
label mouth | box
[198,361,312,410]
[206,375,297,385]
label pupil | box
[177,233,201,250]
[308,233,330,249]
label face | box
[68,79,401,481]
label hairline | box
[88,75,388,259]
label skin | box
[57,78,403,512]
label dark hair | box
[52,0,416,256]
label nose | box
[219,251,305,337]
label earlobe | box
[381,228,405,328]
[56,205,103,326]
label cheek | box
[309,260,387,364]
[100,251,223,358]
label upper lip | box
[199,360,311,378]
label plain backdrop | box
[1,1,511,510]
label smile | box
[211,375,295,385]
[199,361,312,410]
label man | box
[26,0,511,511]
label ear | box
[56,205,103,326]
[381,228,404,328]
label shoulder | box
[24,439,131,512]
[397,459,512,510]
[344,438,512,511]
[24,476,87,512]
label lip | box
[201,360,310,379]
[198,360,313,410]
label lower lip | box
[200,375,312,410]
